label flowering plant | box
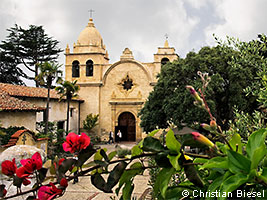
[1,75,267,200]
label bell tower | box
[65,18,109,84]
[154,38,179,65]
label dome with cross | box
[74,18,106,54]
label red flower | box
[22,178,31,186]
[16,166,31,178]
[1,158,17,176]
[63,132,90,153]
[60,178,68,188]
[37,182,63,200]
[20,152,43,173]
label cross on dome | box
[88,9,95,18]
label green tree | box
[55,80,79,133]
[0,24,62,87]
[83,113,99,132]
[35,62,62,134]
[139,45,260,132]
[0,50,24,85]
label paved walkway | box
[58,142,151,200]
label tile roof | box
[0,88,45,111]
[0,83,83,102]
[2,129,48,148]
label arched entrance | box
[115,112,136,141]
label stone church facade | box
[65,18,178,141]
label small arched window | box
[161,57,170,66]
[86,60,94,76]
[72,60,80,77]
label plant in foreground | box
[1,73,267,200]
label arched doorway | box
[116,112,136,141]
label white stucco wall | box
[24,98,80,133]
[0,111,37,131]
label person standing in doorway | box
[108,130,114,144]
[117,130,122,142]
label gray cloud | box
[1,0,267,85]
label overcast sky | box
[1,0,267,84]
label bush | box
[83,113,99,132]
[0,126,26,145]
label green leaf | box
[116,168,143,195]
[100,149,109,162]
[130,162,143,170]
[38,168,48,183]
[137,130,160,149]
[200,156,228,170]
[108,151,117,161]
[218,173,249,200]
[246,129,267,159]
[57,158,76,182]
[227,150,251,174]
[71,166,78,173]
[131,145,143,156]
[142,136,165,152]
[246,129,267,169]
[94,148,107,161]
[154,167,175,198]
[193,158,208,164]
[105,161,127,191]
[122,181,134,200]
[166,129,181,153]
[148,129,160,137]
[13,175,23,188]
[77,145,96,167]
[184,164,204,188]
[81,161,96,168]
[165,186,192,199]
[0,185,6,198]
[155,152,172,168]
[206,176,223,200]
[49,162,56,175]
[91,173,110,193]
[257,167,267,184]
[167,154,181,170]
[251,145,267,170]
[58,159,76,174]
[228,133,243,154]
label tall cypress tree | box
[0,50,24,85]
[0,24,62,87]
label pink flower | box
[1,158,17,176]
[38,182,63,200]
[191,132,215,147]
[63,132,90,153]
[186,85,204,105]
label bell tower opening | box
[161,57,169,66]
[116,112,136,141]
[72,60,80,77]
[86,60,94,76]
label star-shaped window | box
[122,75,133,91]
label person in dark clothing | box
[108,131,114,144]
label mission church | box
[65,17,178,141]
